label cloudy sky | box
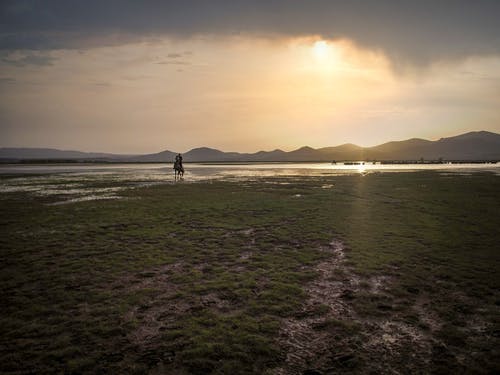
[1,0,499,153]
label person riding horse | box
[174,153,184,178]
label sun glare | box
[310,39,342,73]
[313,40,331,60]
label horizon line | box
[1,129,496,155]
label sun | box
[313,40,330,60]
[311,39,341,72]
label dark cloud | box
[0,77,16,84]
[1,0,499,66]
[2,53,55,66]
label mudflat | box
[1,171,499,374]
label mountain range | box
[1,131,499,162]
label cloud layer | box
[1,0,499,66]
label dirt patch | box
[118,263,186,348]
[414,294,443,332]
[239,227,256,259]
[114,262,244,352]
[112,228,261,353]
[273,240,437,374]
[362,320,432,372]
[273,240,360,374]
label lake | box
[1,162,499,205]
[1,161,499,176]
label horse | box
[173,160,184,180]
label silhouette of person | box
[174,153,184,174]
[174,154,179,169]
[177,154,183,169]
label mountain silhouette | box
[1,131,499,162]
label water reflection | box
[1,161,498,176]
[0,162,498,205]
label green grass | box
[0,171,499,373]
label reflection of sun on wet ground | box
[1,162,499,205]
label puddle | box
[48,194,122,205]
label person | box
[177,153,183,171]
[173,153,184,176]
[173,154,179,170]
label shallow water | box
[1,161,499,176]
[1,162,498,204]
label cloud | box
[0,1,499,67]
[93,82,111,87]
[2,53,55,66]
[0,77,16,84]
[156,51,192,65]
[156,60,191,66]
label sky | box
[1,1,499,154]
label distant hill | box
[1,131,499,162]
[317,143,366,161]
[180,131,500,161]
[0,147,131,162]
[184,147,243,162]
[128,150,177,162]
[366,131,500,161]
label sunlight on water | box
[0,162,498,204]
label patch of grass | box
[1,172,499,373]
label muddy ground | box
[1,172,499,374]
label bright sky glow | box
[1,36,499,153]
[313,40,330,60]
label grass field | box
[1,171,499,374]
